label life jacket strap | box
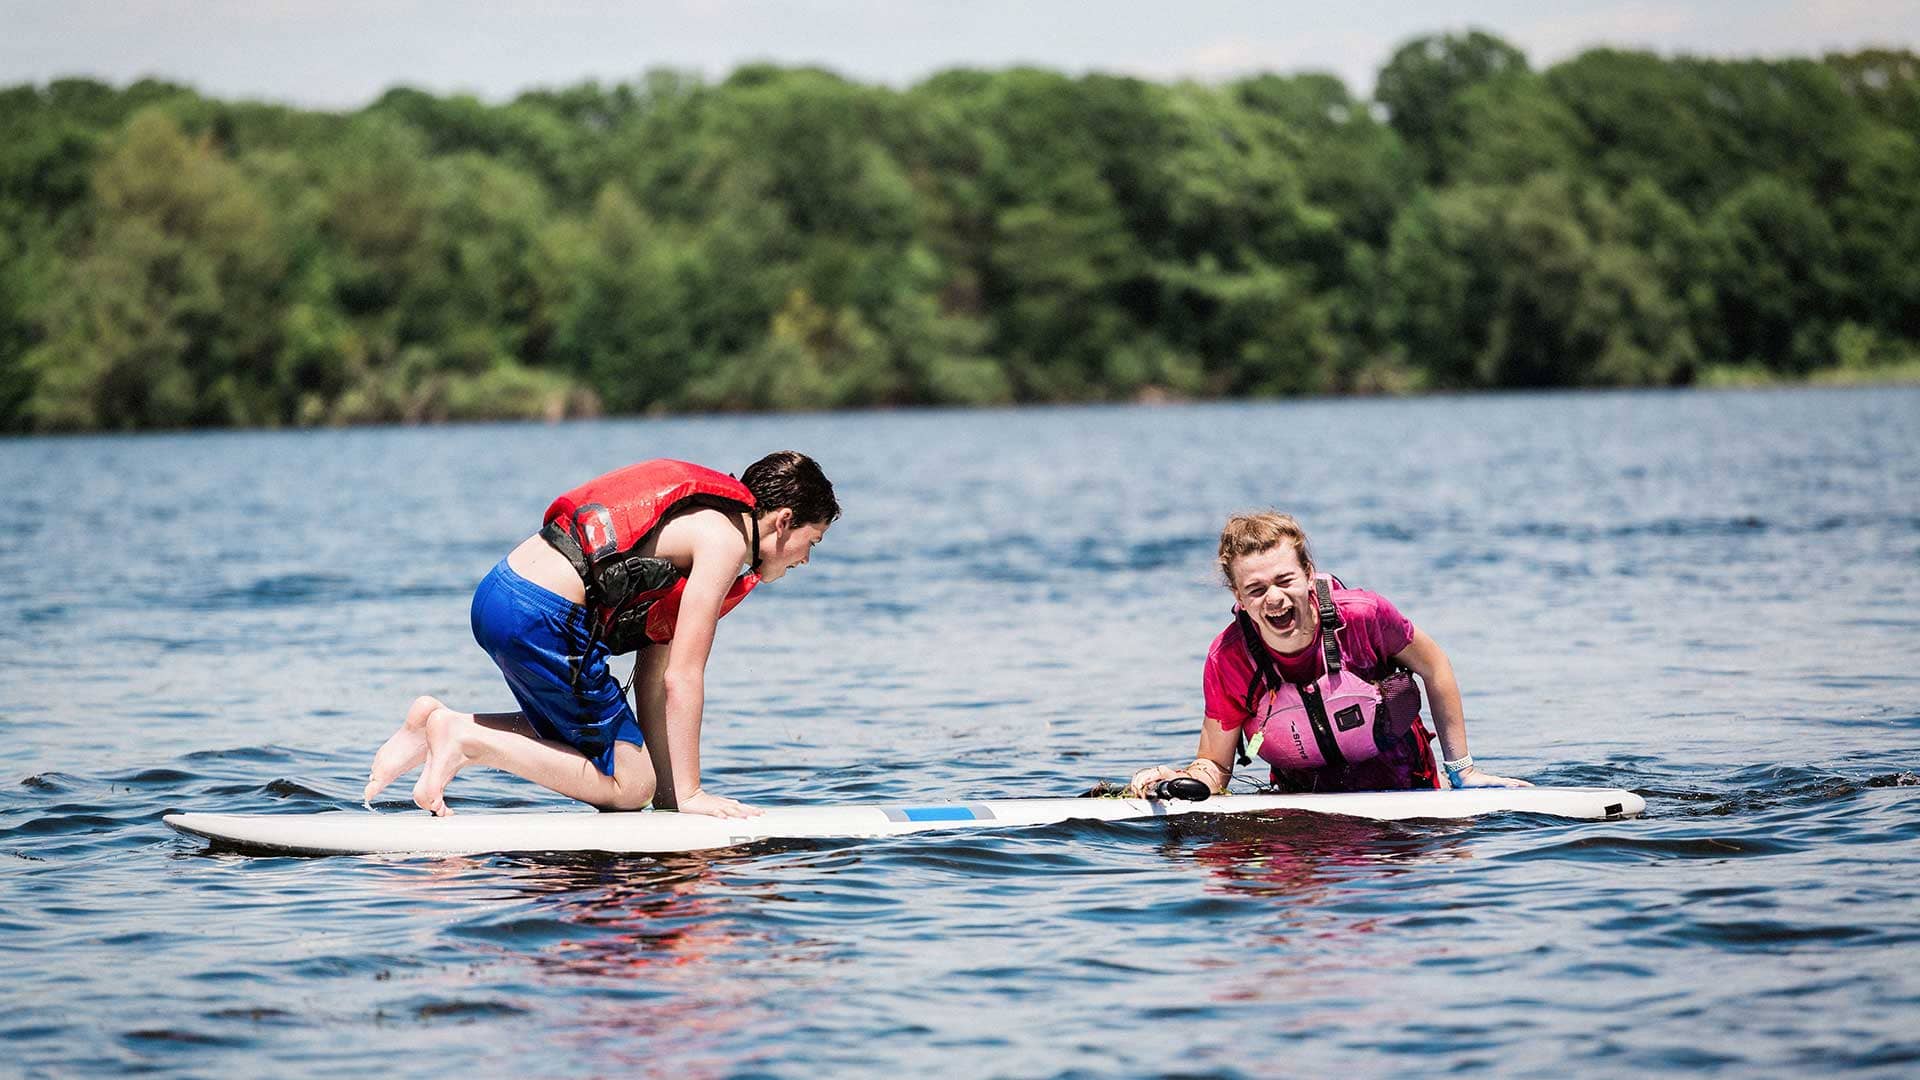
[1233,608,1281,766]
[541,519,593,589]
[1297,682,1348,771]
[541,515,617,736]
[1314,575,1345,677]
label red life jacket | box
[540,459,760,652]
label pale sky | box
[4,0,1917,109]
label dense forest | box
[3,32,1918,431]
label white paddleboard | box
[165,786,1644,856]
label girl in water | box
[1130,512,1528,796]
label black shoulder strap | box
[1314,576,1344,677]
[541,519,593,583]
[1234,609,1284,709]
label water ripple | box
[5,390,1920,1078]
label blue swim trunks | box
[470,558,641,777]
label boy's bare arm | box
[655,515,759,817]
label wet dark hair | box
[741,451,840,526]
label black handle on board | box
[1148,776,1212,802]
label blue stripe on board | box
[878,805,1005,822]
[900,806,979,821]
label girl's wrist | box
[1183,758,1225,791]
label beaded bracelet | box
[1184,758,1225,787]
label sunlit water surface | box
[3,388,1918,1077]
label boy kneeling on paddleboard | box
[365,451,839,819]
[1130,512,1527,797]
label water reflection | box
[1171,814,1479,1016]
[415,851,822,977]
[361,849,831,1070]
[1182,812,1475,903]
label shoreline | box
[4,377,1917,440]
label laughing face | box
[1228,543,1318,654]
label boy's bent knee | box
[596,747,655,811]
[594,783,655,813]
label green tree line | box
[4,33,1918,431]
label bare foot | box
[412,707,472,817]
[364,696,441,803]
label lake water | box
[3,387,1918,1077]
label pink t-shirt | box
[1203,587,1417,734]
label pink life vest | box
[1234,575,1424,772]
